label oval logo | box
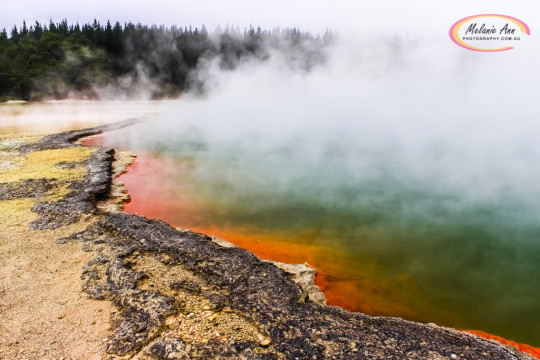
[449,14,530,52]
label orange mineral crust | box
[465,330,540,359]
[182,225,416,318]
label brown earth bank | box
[0,121,536,360]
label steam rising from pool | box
[105,35,540,345]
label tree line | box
[0,19,333,101]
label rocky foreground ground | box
[0,121,534,359]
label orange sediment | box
[464,330,540,359]
[181,225,381,315]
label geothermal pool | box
[74,38,540,349]
[86,118,540,348]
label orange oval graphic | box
[450,14,530,52]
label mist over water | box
[104,35,540,345]
[0,100,167,135]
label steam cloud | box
[136,34,540,210]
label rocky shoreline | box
[3,122,535,359]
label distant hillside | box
[0,20,333,101]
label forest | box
[0,20,333,101]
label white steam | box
[135,34,540,215]
[0,100,167,136]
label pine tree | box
[21,20,28,36]
[32,21,44,40]
[10,25,19,43]
[49,19,57,34]
[58,19,69,36]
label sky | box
[1,0,539,37]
